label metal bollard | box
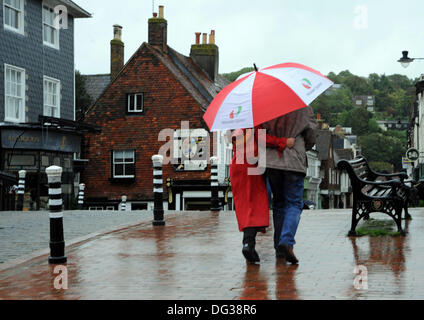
[210,156,220,211]
[16,170,26,211]
[46,166,67,264]
[77,183,85,210]
[121,195,127,211]
[152,155,165,226]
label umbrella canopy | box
[203,62,334,131]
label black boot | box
[242,227,260,263]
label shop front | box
[0,123,82,210]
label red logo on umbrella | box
[302,78,312,89]
[230,106,243,119]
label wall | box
[0,0,75,122]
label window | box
[3,0,24,34]
[43,76,60,117]
[356,100,362,106]
[43,4,59,49]
[4,64,25,123]
[127,93,143,113]
[113,150,135,178]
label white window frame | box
[4,63,25,123]
[127,93,144,113]
[3,0,24,35]
[112,150,135,178]
[43,76,61,118]
[42,3,60,50]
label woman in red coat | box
[230,128,295,263]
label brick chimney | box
[148,5,167,53]
[190,30,219,82]
[110,24,124,80]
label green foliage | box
[368,118,381,133]
[369,161,393,173]
[221,67,255,82]
[344,108,373,136]
[356,218,401,237]
[359,133,406,171]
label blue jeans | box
[266,177,273,208]
[266,169,304,249]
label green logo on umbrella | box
[230,106,243,119]
[302,78,312,89]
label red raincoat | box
[230,128,287,232]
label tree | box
[369,161,394,173]
[359,133,406,171]
[336,70,373,95]
[344,108,373,135]
[368,118,381,133]
[75,70,92,121]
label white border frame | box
[3,0,25,35]
[127,93,144,113]
[42,2,60,50]
[43,75,61,118]
[112,150,135,178]
[4,63,26,123]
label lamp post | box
[398,51,424,68]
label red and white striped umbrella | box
[203,62,333,131]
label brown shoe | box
[278,243,298,264]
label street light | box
[398,51,424,68]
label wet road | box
[0,209,423,299]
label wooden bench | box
[337,156,410,236]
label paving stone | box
[0,209,423,299]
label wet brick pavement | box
[0,209,423,300]
[0,210,153,264]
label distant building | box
[315,129,354,209]
[325,83,342,95]
[353,95,375,112]
[304,149,321,207]
[377,120,409,131]
[330,126,352,135]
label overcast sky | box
[73,0,424,80]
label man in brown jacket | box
[260,106,317,264]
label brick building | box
[81,7,231,211]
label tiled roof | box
[85,43,229,114]
[82,74,110,105]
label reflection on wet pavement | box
[0,210,423,300]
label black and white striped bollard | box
[77,183,85,210]
[152,155,165,226]
[46,166,67,264]
[121,195,127,211]
[16,170,26,211]
[210,156,220,211]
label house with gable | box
[81,6,232,211]
[316,128,354,209]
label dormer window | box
[3,0,24,34]
[127,93,143,113]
